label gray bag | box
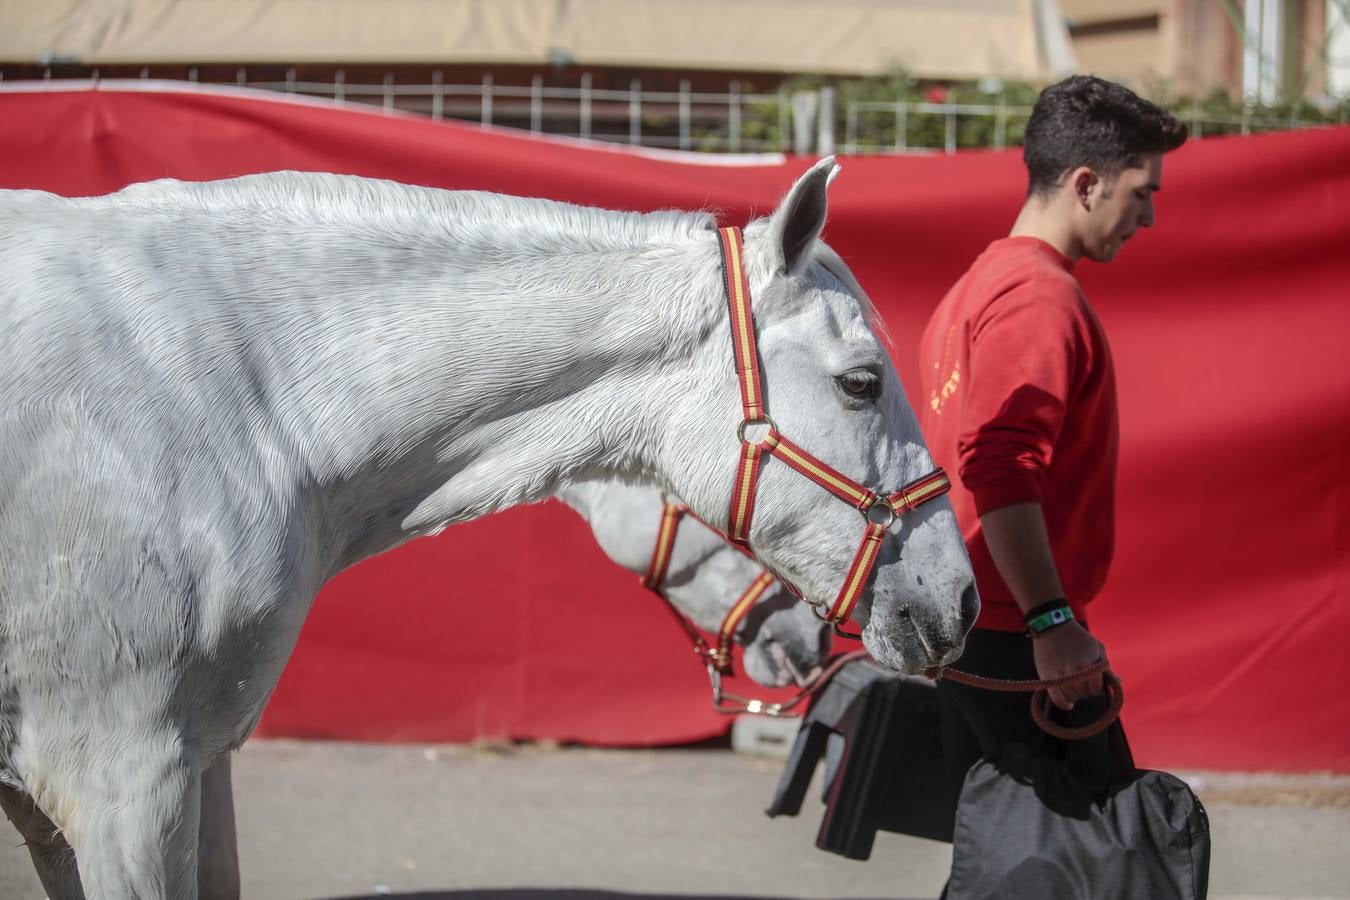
[946,742,1211,900]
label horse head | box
[653,158,978,674]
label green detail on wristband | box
[1026,606,1074,633]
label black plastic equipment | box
[765,656,957,859]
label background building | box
[1062,0,1348,102]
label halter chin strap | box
[716,226,952,631]
[642,501,775,677]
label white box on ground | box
[730,713,801,757]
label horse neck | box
[252,202,725,571]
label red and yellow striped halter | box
[641,501,774,677]
[716,226,952,632]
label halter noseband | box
[716,226,952,632]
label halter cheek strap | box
[716,225,951,630]
[641,502,685,591]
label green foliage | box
[1140,78,1350,137]
[730,69,1349,154]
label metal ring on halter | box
[864,497,896,528]
[809,603,864,640]
[736,415,778,445]
[801,594,828,614]
[811,606,864,640]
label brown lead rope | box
[709,650,1123,738]
[926,659,1125,741]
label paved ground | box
[2,739,1347,899]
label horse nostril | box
[898,605,911,619]
[959,582,979,633]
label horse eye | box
[837,369,880,400]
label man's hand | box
[1032,620,1107,710]
[979,503,1111,709]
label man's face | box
[1083,153,1164,262]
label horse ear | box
[766,156,839,275]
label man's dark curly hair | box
[1023,75,1188,199]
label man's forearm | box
[979,501,1065,613]
[981,501,1106,702]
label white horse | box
[190,477,833,900]
[0,157,976,897]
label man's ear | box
[1071,167,1100,210]
[765,156,839,275]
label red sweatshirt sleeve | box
[957,279,1087,516]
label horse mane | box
[97,173,883,339]
[102,171,719,257]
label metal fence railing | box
[844,99,1032,154]
[244,71,796,154]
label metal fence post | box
[431,70,442,120]
[286,67,295,93]
[791,90,818,155]
[629,79,641,145]
[334,69,344,104]
[844,102,858,154]
[580,72,592,140]
[778,89,790,152]
[480,74,492,126]
[189,66,197,83]
[383,73,395,113]
[817,87,835,155]
[729,79,741,153]
[531,75,543,133]
[679,79,691,151]
[894,100,907,152]
[237,67,247,88]
[995,95,1006,149]
[945,101,956,154]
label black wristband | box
[1023,599,1070,622]
[1023,599,1073,636]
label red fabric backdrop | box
[2,82,1346,772]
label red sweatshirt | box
[918,237,1118,633]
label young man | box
[919,76,1187,799]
